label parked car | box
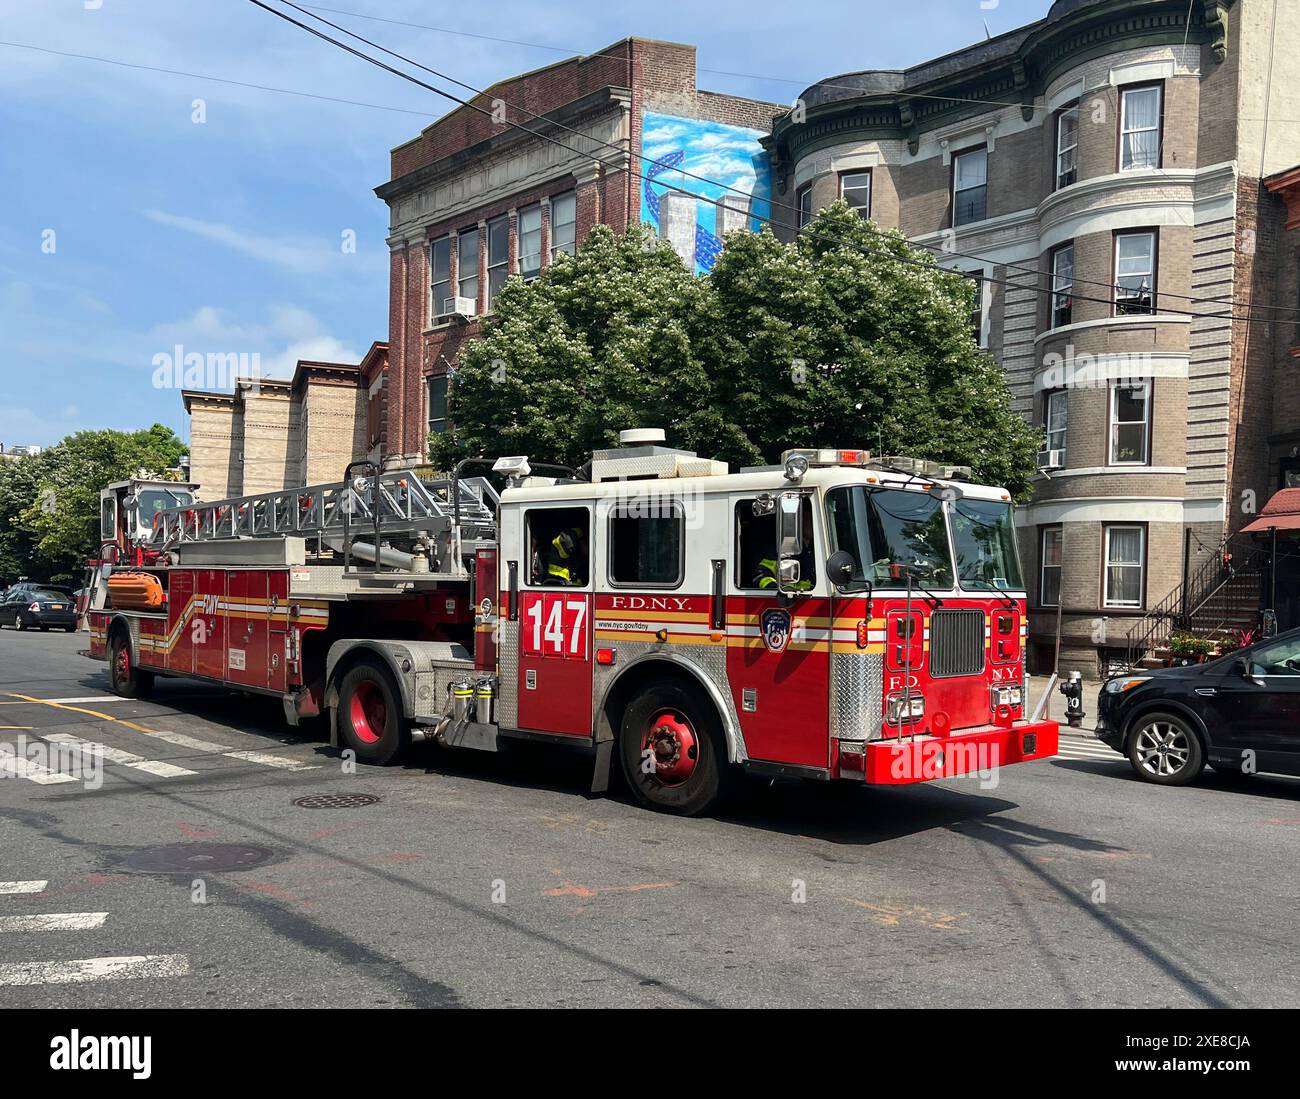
[1096,626,1300,785]
[0,584,78,632]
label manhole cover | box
[293,793,382,809]
[123,843,279,875]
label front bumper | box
[851,720,1059,785]
[1093,691,1125,750]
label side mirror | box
[778,560,801,586]
[778,492,802,558]
[825,549,855,588]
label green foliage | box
[0,425,186,584]
[430,203,1041,496]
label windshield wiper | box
[960,573,1017,609]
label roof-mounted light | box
[781,448,872,469]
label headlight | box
[1104,676,1151,694]
[886,694,924,723]
[990,685,1022,708]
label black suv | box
[1095,626,1300,785]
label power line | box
[259,1,1298,327]
[0,39,436,118]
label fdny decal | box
[760,609,792,654]
[608,595,691,612]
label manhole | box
[292,793,382,809]
[122,843,279,875]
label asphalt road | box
[1,627,1297,1009]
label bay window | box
[1103,525,1145,608]
[1109,381,1151,465]
[1119,84,1162,171]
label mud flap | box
[589,737,614,796]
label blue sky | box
[0,0,1050,450]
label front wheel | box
[618,680,736,816]
[336,658,408,765]
[1127,711,1204,786]
[15,613,28,632]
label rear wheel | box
[336,658,408,765]
[15,613,28,632]
[618,680,736,816]
[1127,711,1204,786]
[64,624,77,633]
[108,633,153,698]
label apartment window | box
[1039,527,1063,607]
[428,374,448,436]
[963,270,985,346]
[952,147,987,227]
[457,228,479,305]
[1119,84,1162,171]
[518,205,542,281]
[839,171,871,218]
[797,184,812,229]
[1050,242,1074,329]
[1109,381,1151,465]
[429,235,451,319]
[1114,230,1156,315]
[486,215,509,309]
[1103,525,1145,608]
[550,191,576,259]
[1055,102,1079,189]
[1044,389,1068,456]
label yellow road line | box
[0,694,157,735]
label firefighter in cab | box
[545,524,588,586]
[753,501,815,592]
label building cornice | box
[770,0,1236,170]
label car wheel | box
[336,657,408,765]
[618,680,738,816]
[15,613,28,632]
[1127,711,1205,786]
[64,624,77,633]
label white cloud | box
[140,209,347,276]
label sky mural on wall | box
[640,111,773,275]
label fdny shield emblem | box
[760,608,792,654]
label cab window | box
[608,501,683,588]
[526,507,590,587]
[735,497,816,590]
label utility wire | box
[254,0,1296,328]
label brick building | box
[374,37,782,468]
[768,0,1300,671]
[183,352,377,501]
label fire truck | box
[85,430,1058,815]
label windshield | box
[136,488,193,525]
[825,486,954,589]
[951,498,1024,591]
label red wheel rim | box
[115,644,130,684]
[642,708,699,787]
[349,679,387,745]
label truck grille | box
[929,610,985,678]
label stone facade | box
[767,0,1300,673]
[183,355,375,501]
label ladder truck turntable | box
[85,431,1058,815]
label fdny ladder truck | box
[84,430,1058,815]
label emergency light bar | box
[781,448,872,468]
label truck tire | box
[618,679,736,816]
[1126,711,1204,786]
[109,633,153,698]
[336,657,408,766]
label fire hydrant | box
[1058,671,1085,728]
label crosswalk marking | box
[0,754,79,785]
[0,912,109,932]
[138,730,317,771]
[41,733,197,778]
[0,954,190,986]
[223,749,317,771]
[0,881,48,895]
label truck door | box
[267,570,289,693]
[514,503,593,737]
[227,571,269,689]
[727,494,831,767]
[193,569,227,681]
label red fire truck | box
[85,431,1057,814]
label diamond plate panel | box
[830,651,883,742]
[497,619,519,727]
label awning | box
[1241,487,1300,533]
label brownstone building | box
[768,0,1300,671]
